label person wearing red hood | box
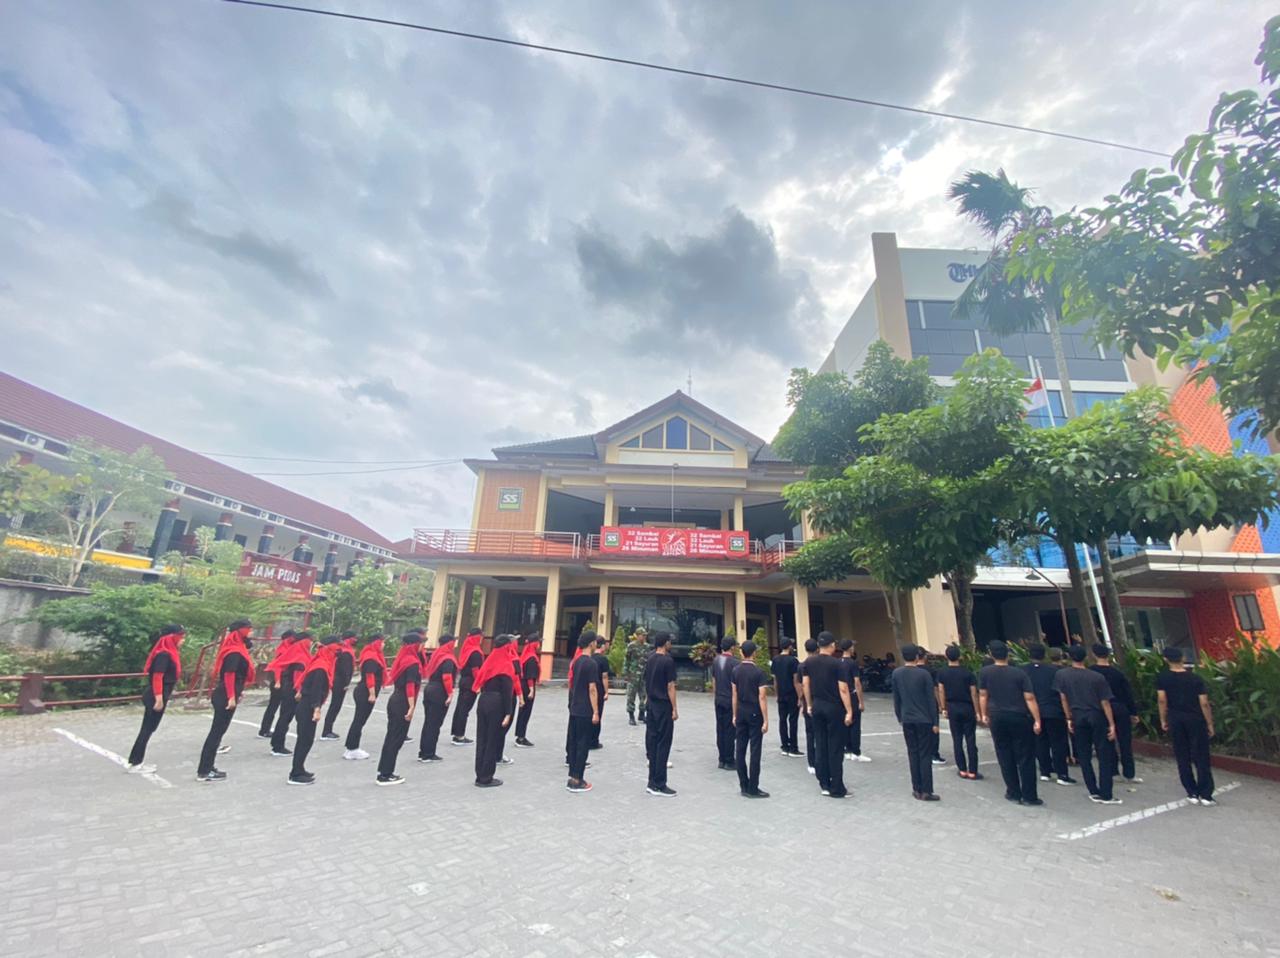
[376,633,423,786]
[125,624,186,773]
[257,630,296,738]
[513,633,542,749]
[321,630,358,741]
[289,634,340,785]
[344,634,387,760]
[197,620,254,782]
[472,634,525,788]
[449,627,486,746]
[417,634,458,763]
[270,630,313,756]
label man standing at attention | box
[892,644,940,801]
[1024,643,1073,787]
[798,637,819,774]
[1156,647,1216,806]
[711,636,738,770]
[1091,644,1142,785]
[732,640,770,798]
[644,632,679,797]
[802,632,853,798]
[623,627,651,727]
[566,633,600,793]
[979,640,1043,806]
[936,645,981,780]
[771,637,802,757]
[1054,645,1121,805]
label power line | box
[196,451,459,465]
[246,460,463,478]
[217,0,1171,158]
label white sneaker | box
[1198,797,1218,807]
[1039,774,1052,782]
[1124,777,1144,784]
[499,756,514,765]
[807,766,816,775]
[216,744,231,754]
[853,754,871,763]
[1186,796,1201,805]
[1090,795,1123,805]
[343,749,369,761]
[125,762,156,774]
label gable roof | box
[595,390,766,447]
[492,433,599,458]
[0,370,393,549]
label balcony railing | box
[410,528,582,560]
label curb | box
[1131,738,1280,783]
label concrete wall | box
[0,579,90,650]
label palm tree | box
[948,169,1103,647]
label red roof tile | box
[0,370,392,549]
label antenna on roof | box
[687,368,693,396]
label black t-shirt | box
[732,661,765,719]
[1156,669,1207,717]
[521,656,540,698]
[211,652,249,708]
[388,663,421,707]
[1022,663,1064,718]
[1052,666,1112,721]
[144,651,178,703]
[359,659,384,697]
[459,650,483,692]
[280,661,305,692]
[771,654,800,701]
[644,652,677,702]
[979,664,1033,717]
[937,666,977,710]
[569,655,600,717]
[1091,664,1137,713]
[711,653,737,704]
[804,653,845,707]
[427,657,456,689]
[481,673,514,701]
[592,652,612,694]
[333,649,355,689]
[298,668,331,711]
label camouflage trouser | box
[626,679,647,716]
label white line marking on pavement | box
[1056,781,1240,841]
[53,727,173,789]
[231,718,295,738]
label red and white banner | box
[597,526,751,559]
[1024,377,1049,412]
[237,551,317,597]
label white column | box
[539,567,562,681]
[426,566,450,641]
[793,582,812,657]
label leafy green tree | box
[750,626,772,680]
[608,625,627,678]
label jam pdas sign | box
[237,552,318,596]
[598,526,751,559]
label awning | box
[1108,551,1280,592]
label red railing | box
[410,528,581,559]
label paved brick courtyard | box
[1,688,1276,957]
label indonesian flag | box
[1024,377,1049,412]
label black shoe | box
[452,737,473,746]
[628,715,637,726]
[589,743,603,750]
[419,754,443,763]
[320,732,340,741]
[514,738,534,748]
[972,772,985,781]
[270,747,292,757]
[1005,793,1022,803]
[287,772,315,786]
[475,778,503,788]
[718,762,733,771]
[646,785,677,797]
[257,730,272,739]
[197,769,227,782]
[376,774,405,786]
[1020,798,1045,807]
[743,789,770,799]
[921,793,941,802]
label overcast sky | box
[1,1,1272,540]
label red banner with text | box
[237,551,318,597]
[597,526,751,559]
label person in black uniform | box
[376,634,422,786]
[771,638,802,757]
[732,640,770,798]
[802,632,853,798]
[1091,644,1142,784]
[1023,643,1073,786]
[589,636,612,750]
[270,630,313,757]
[290,635,339,785]
[839,638,870,763]
[978,640,1043,806]
[197,620,254,782]
[258,630,295,738]
[450,628,485,745]
[472,634,524,787]
[514,633,541,747]
[798,637,819,773]
[892,644,940,801]
[711,637,737,769]
[644,632,679,796]
[417,635,457,763]
[344,634,386,760]
[126,624,186,773]
[1054,644,1120,804]
[566,632,600,793]
[320,630,357,741]
[1156,647,1216,805]
[936,645,982,780]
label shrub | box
[689,641,717,670]
[608,626,627,679]
[750,626,772,681]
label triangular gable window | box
[618,415,736,454]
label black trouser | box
[811,701,847,796]
[378,697,410,778]
[450,686,477,739]
[930,727,942,761]
[474,690,507,783]
[735,712,763,793]
[902,722,935,795]
[714,701,734,764]
[646,699,673,788]
[419,684,449,759]
[947,705,978,773]
[270,682,297,751]
[259,685,281,735]
[198,702,234,775]
[292,706,318,776]
[496,693,517,763]
[567,714,593,780]
[846,707,863,755]
[990,713,1038,801]
[1110,703,1136,779]
[590,690,606,747]
[1169,713,1214,800]
[345,687,377,750]
[1037,715,1070,779]
[321,684,348,736]
[1073,713,1114,800]
[515,689,535,739]
[128,695,166,765]
[777,698,799,752]
[803,707,815,767]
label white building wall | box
[819,284,880,376]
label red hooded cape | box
[144,631,185,682]
[297,641,339,694]
[212,627,256,686]
[456,633,485,674]
[388,642,423,686]
[472,642,520,696]
[357,637,387,683]
[424,638,458,680]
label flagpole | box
[1035,357,1057,427]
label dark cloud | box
[575,208,821,360]
[340,376,410,410]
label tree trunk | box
[882,587,904,646]
[1095,540,1127,650]
[1047,301,1076,419]
[1060,537,1100,647]
[945,569,977,649]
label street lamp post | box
[670,463,678,524]
[1026,566,1072,644]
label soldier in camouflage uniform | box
[624,627,653,726]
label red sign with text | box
[237,551,318,597]
[598,526,751,559]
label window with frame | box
[617,416,735,453]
